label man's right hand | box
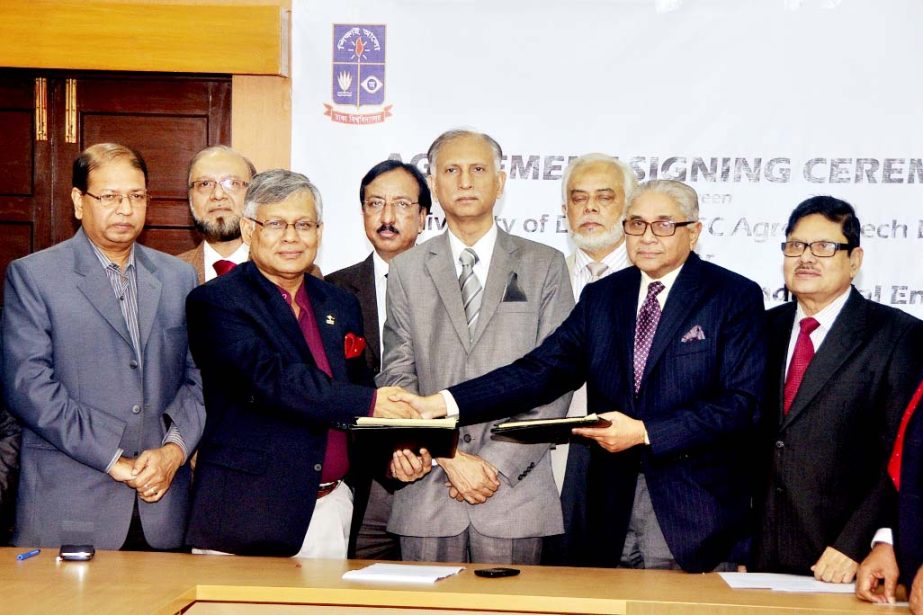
[856,543,898,604]
[374,386,421,419]
[437,451,500,505]
[107,456,136,483]
[390,390,448,419]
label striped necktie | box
[458,248,482,340]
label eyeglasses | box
[247,217,321,236]
[83,191,148,207]
[363,199,419,213]
[781,240,852,257]
[189,178,249,194]
[623,219,697,237]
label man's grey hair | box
[242,169,324,222]
[186,145,257,184]
[426,129,503,174]
[561,153,638,204]
[628,179,699,221]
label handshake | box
[371,386,449,420]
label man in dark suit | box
[753,196,923,583]
[2,143,205,550]
[185,169,420,558]
[326,160,431,560]
[398,179,766,572]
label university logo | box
[324,24,392,125]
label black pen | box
[16,549,40,561]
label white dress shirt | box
[784,286,850,370]
[203,241,249,282]
[372,251,390,362]
[571,244,629,300]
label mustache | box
[377,224,400,235]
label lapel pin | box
[325,314,336,326]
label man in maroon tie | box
[753,196,923,583]
[184,169,425,558]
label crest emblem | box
[325,24,392,124]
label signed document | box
[490,414,612,444]
[345,417,459,458]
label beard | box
[194,214,242,243]
[570,221,624,254]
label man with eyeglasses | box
[325,160,431,560]
[184,169,424,558]
[1,143,205,551]
[397,179,767,572]
[547,153,637,566]
[752,196,923,585]
[178,146,322,285]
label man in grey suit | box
[379,129,574,564]
[1,143,205,550]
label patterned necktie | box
[586,262,609,281]
[633,281,665,393]
[887,378,923,490]
[458,248,482,341]
[213,259,237,276]
[782,317,821,415]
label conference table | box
[0,547,900,614]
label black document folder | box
[344,417,459,459]
[490,414,611,444]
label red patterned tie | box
[633,281,665,394]
[782,317,820,415]
[887,379,923,490]
[213,259,237,276]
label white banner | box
[292,0,923,316]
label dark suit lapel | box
[782,288,868,428]
[471,230,516,347]
[72,230,133,349]
[641,254,707,386]
[242,262,314,366]
[425,233,470,349]
[134,246,163,358]
[615,268,642,403]
[768,303,797,426]
[306,275,348,382]
[357,254,380,361]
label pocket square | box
[502,272,527,302]
[344,332,366,359]
[681,325,706,343]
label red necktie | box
[887,379,923,490]
[213,260,236,276]
[783,317,820,415]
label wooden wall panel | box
[0,111,33,196]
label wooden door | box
[0,69,231,300]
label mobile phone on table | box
[474,567,520,578]
[59,544,95,561]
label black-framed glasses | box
[781,240,852,257]
[247,217,321,236]
[83,191,148,207]
[363,198,419,213]
[189,177,249,194]
[623,219,697,237]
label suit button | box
[131,404,141,414]
[248,396,255,404]
[129,360,139,369]
[314,463,322,472]
[528,462,535,469]
[775,486,784,494]
[775,440,785,449]
[463,434,472,443]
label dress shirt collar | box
[637,263,684,312]
[372,250,390,282]
[446,222,498,277]
[203,241,249,281]
[574,242,629,275]
[89,239,136,272]
[794,286,851,331]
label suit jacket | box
[0,402,20,545]
[1,228,205,549]
[379,229,574,539]
[898,388,923,587]
[184,261,375,556]
[326,254,380,375]
[753,288,923,574]
[177,241,207,285]
[449,252,767,571]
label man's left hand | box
[811,546,859,583]
[130,444,185,503]
[389,448,432,483]
[855,543,898,603]
[572,410,646,453]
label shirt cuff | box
[440,390,459,417]
[105,448,124,473]
[871,528,893,547]
[162,425,188,463]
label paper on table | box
[719,572,856,593]
[342,563,464,584]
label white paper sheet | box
[719,572,856,593]
[342,563,465,584]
